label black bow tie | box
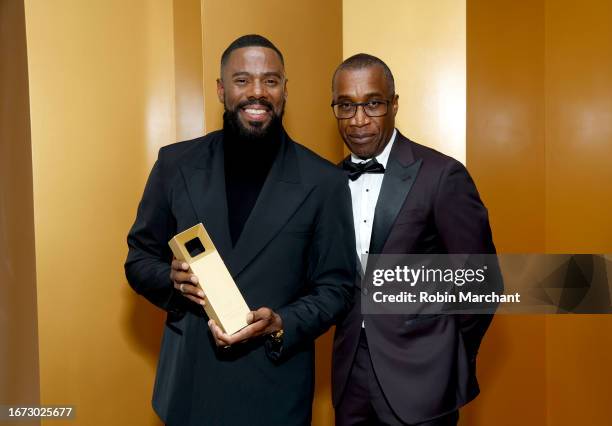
[342,158,386,181]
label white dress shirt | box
[348,129,397,272]
[348,130,396,328]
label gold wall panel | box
[23,0,202,423]
[468,0,612,425]
[173,0,205,141]
[343,0,466,163]
[0,2,40,425]
[467,1,547,424]
[544,0,612,425]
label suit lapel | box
[179,131,313,277]
[369,133,422,254]
[227,132,314,277]
[179,133,233,258]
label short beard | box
[223,100,284,143]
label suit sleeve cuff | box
[265,307,300,362]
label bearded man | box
[125,34,355,426]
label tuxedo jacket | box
[332,132,500,424]
[125,130,356,426]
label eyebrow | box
[231,71,283,79]
[335,92,387,101]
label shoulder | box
[408,138,464,172]
[393,134,476,196]
[394,135,468,185]
[157,130,223,166]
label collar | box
[350,128,397,168]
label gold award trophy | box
[168,223,250,335]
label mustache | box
[236,99,275,111]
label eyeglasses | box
[331,98,394,119]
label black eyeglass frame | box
[330,96,395,119]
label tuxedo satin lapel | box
[369,135,422,254]
[227,135,314,277]
[179,136,233,258]
[355,256,365,290]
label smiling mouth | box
[241,105,270,122]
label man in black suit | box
[125,34,355,426]
[331,54,498,425]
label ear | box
[391,93,399,117]
[216,78,224,104]
[283,78,288,100]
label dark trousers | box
[336,330,459,426]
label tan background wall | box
[23,0,197,424]
[343,0,466,163]
[173,0,205,142]
[468,0,612,425]
[544,0,612,424]
[0,1,40,426]
[466,1,547,424]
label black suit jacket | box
[125,130,356,426]
[332,132,500,424]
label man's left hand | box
[208,307,283,347]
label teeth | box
[245,108,266,115]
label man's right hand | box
[170,259,206,306]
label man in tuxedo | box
[331,54,498,425]
[125,34,355,426]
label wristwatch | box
[266,329,284,354]
[269,329,284,344]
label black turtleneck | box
[223,115,281,246]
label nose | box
[248,78,266,99]
[351,104,370,126]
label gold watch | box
[269,329,284,343]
